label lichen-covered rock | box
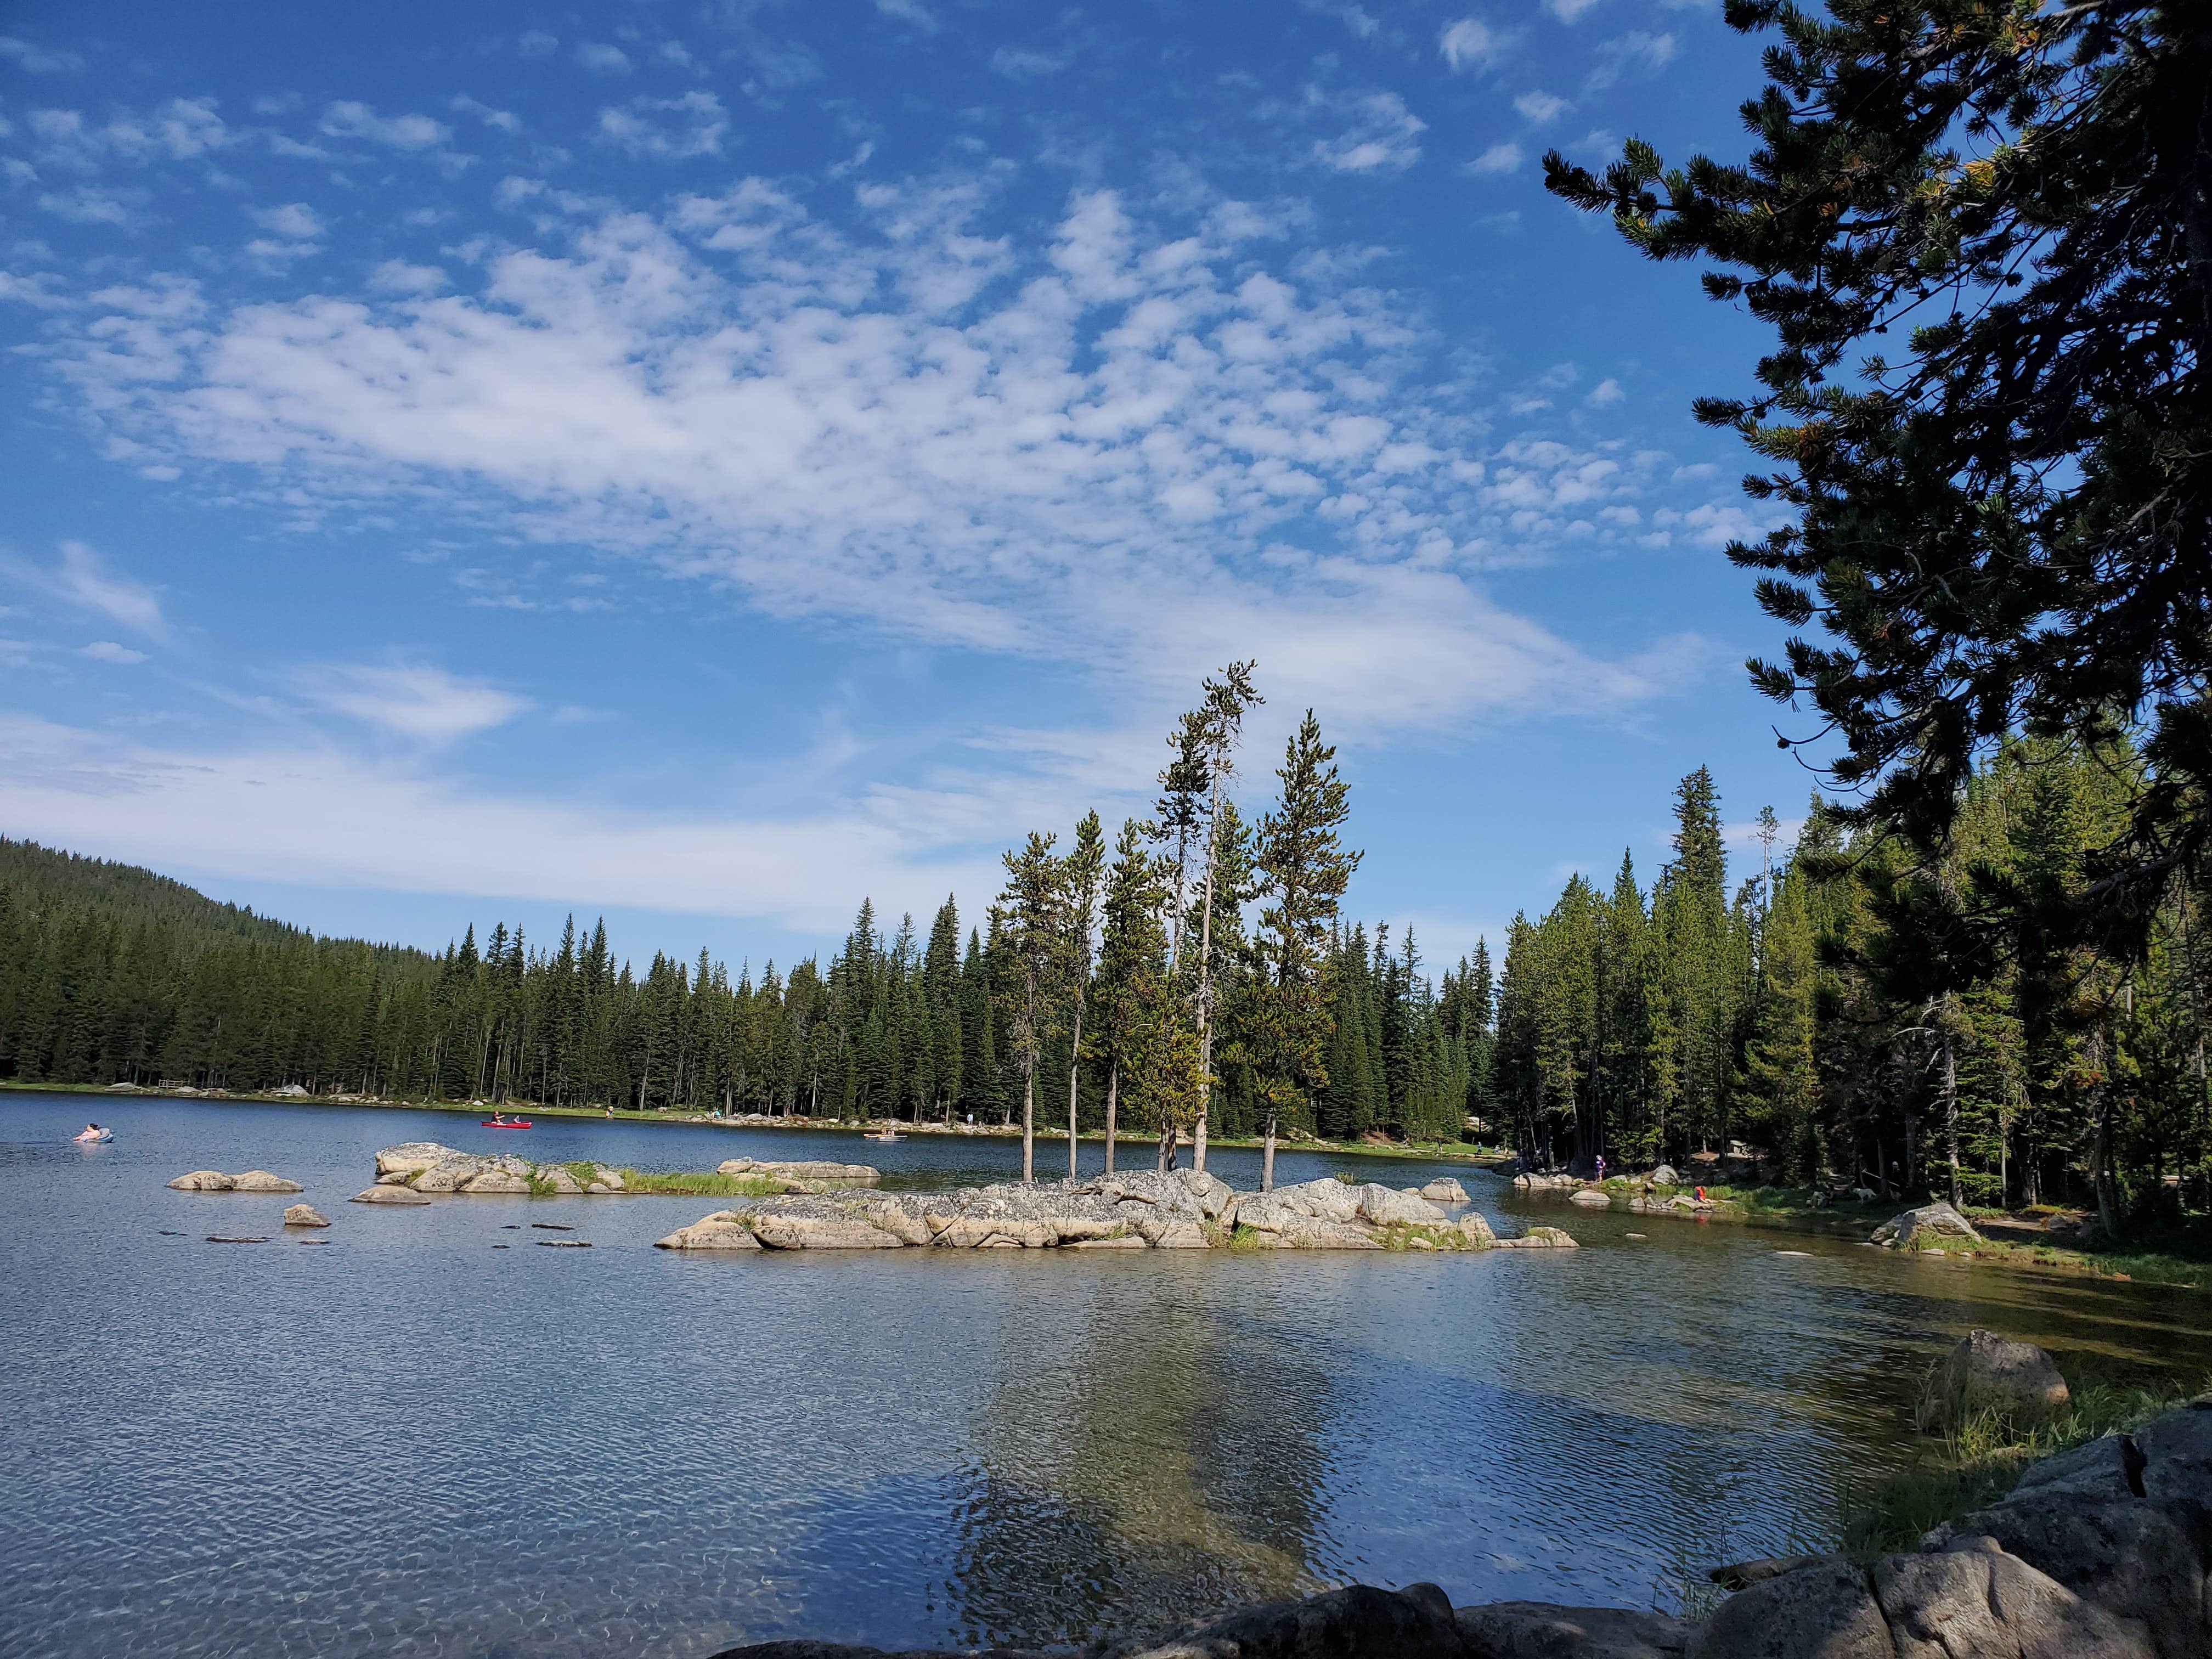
[375,1142,459,1177]
[1871,1201,1981,1250]
[167,1170,234,1190]
[282,1204,329,1227]
[655,1216,761,1250]
[1356,1183,1448,1227]
[230,1170,303,1193]
[1497,1227,1578,1248]
[1915,1329,2072,1431]
[752,1213,905,1250]
[1685,1558,1890,1659]
[539,1166,584,1195]
[717,1158,879,1184]
[351,1184,430,1205]
[460,1170,533,1194]
[1875,1538,2152,1659]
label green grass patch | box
[1839,1358,2206,1559]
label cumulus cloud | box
[1438,18,1505,72]
[320,101,451,151]
[573,41,633,75]
[368,259,448,294]
[35,180,1696,743]
[1585,377,1624,407]
[1310,89,1424,173]
[1514,90,1568,124]
[2,543,167,637]
[876,0,940,30]
[79,641,149,664]
[1587,31,1677,91]
[295,662,531,743]
[1546,0,1605,20]
[1468,142,1522,175]
[251,202,324,240]
[597,92,728,160]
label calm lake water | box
[5,1090,2208,1659]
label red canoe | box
[480,1120,533,1130]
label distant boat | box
[481,1118,533,1130]
[864,1127,902,1142]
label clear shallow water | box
[5,1091,2208,1659]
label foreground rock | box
[702,1402,2210,1659]
[1871,1201,1981,1250]
[282,1204,329,1227]
[657,1170,1549,1253]
[1916,1329,2072,1432]
[167,1168,302,1192]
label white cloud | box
[320,101,452,151]
[251,202,324,240]
[573,41,633,75]
[1587,31,1678,91]
[517,30,558,58]
[1468,143,1522,176]
[1438,18,1505,72]
[452,95,521,134]
[875,0,939,30]
[79,641,149,664]
[1310,89,1424,173]
[3,543,166,637]
[597,92,728,160]
[35,182,1698,746]
[1547,0,1605,21]
[295,663,531,743]
[0,714,1005,939]
[0,35,84,74]
[368,260,448,295]
[1585,377,1624,407]
[1514,91,1568,125]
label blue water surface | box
[4,1090,2207,1659]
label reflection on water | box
[3,1092,2207,1659]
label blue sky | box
[0,0,1816,977]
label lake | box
[4,1089,2206,1659]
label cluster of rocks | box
[1511,1172,1716,1215]
[656,1168,1578,1253]
[167,1169,303,1192]
[348,1142,882,1205]
[711,1390,2212,1658]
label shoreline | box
[2,1079,1510,1167]
[1517,1173,2212,1294]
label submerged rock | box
[282,1204,329,1228]
[351,1185,430,1205]
[230,1170,303,1193]
[1915,1329,2072,1432]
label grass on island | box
[1839,1357,2207,1560]
[526,1163,790,1199]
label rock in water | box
[375,1141,460,1177]
[230,1170,304,1193]
[1569,1188,1612,1207]
[460,1170,532,1194]
[167,1170,235,1190]
[751,1214,905,1250]
[1496,1227,1579,1248]
[1871,1200,1981,1250]
[1420,1176,1470,1203]
[656,1216,762,1250]
[351,1185,431,1205]
[282,1204,329,1228]
[1916,1330,2072,1431]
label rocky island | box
[653,1167,1578,1252]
